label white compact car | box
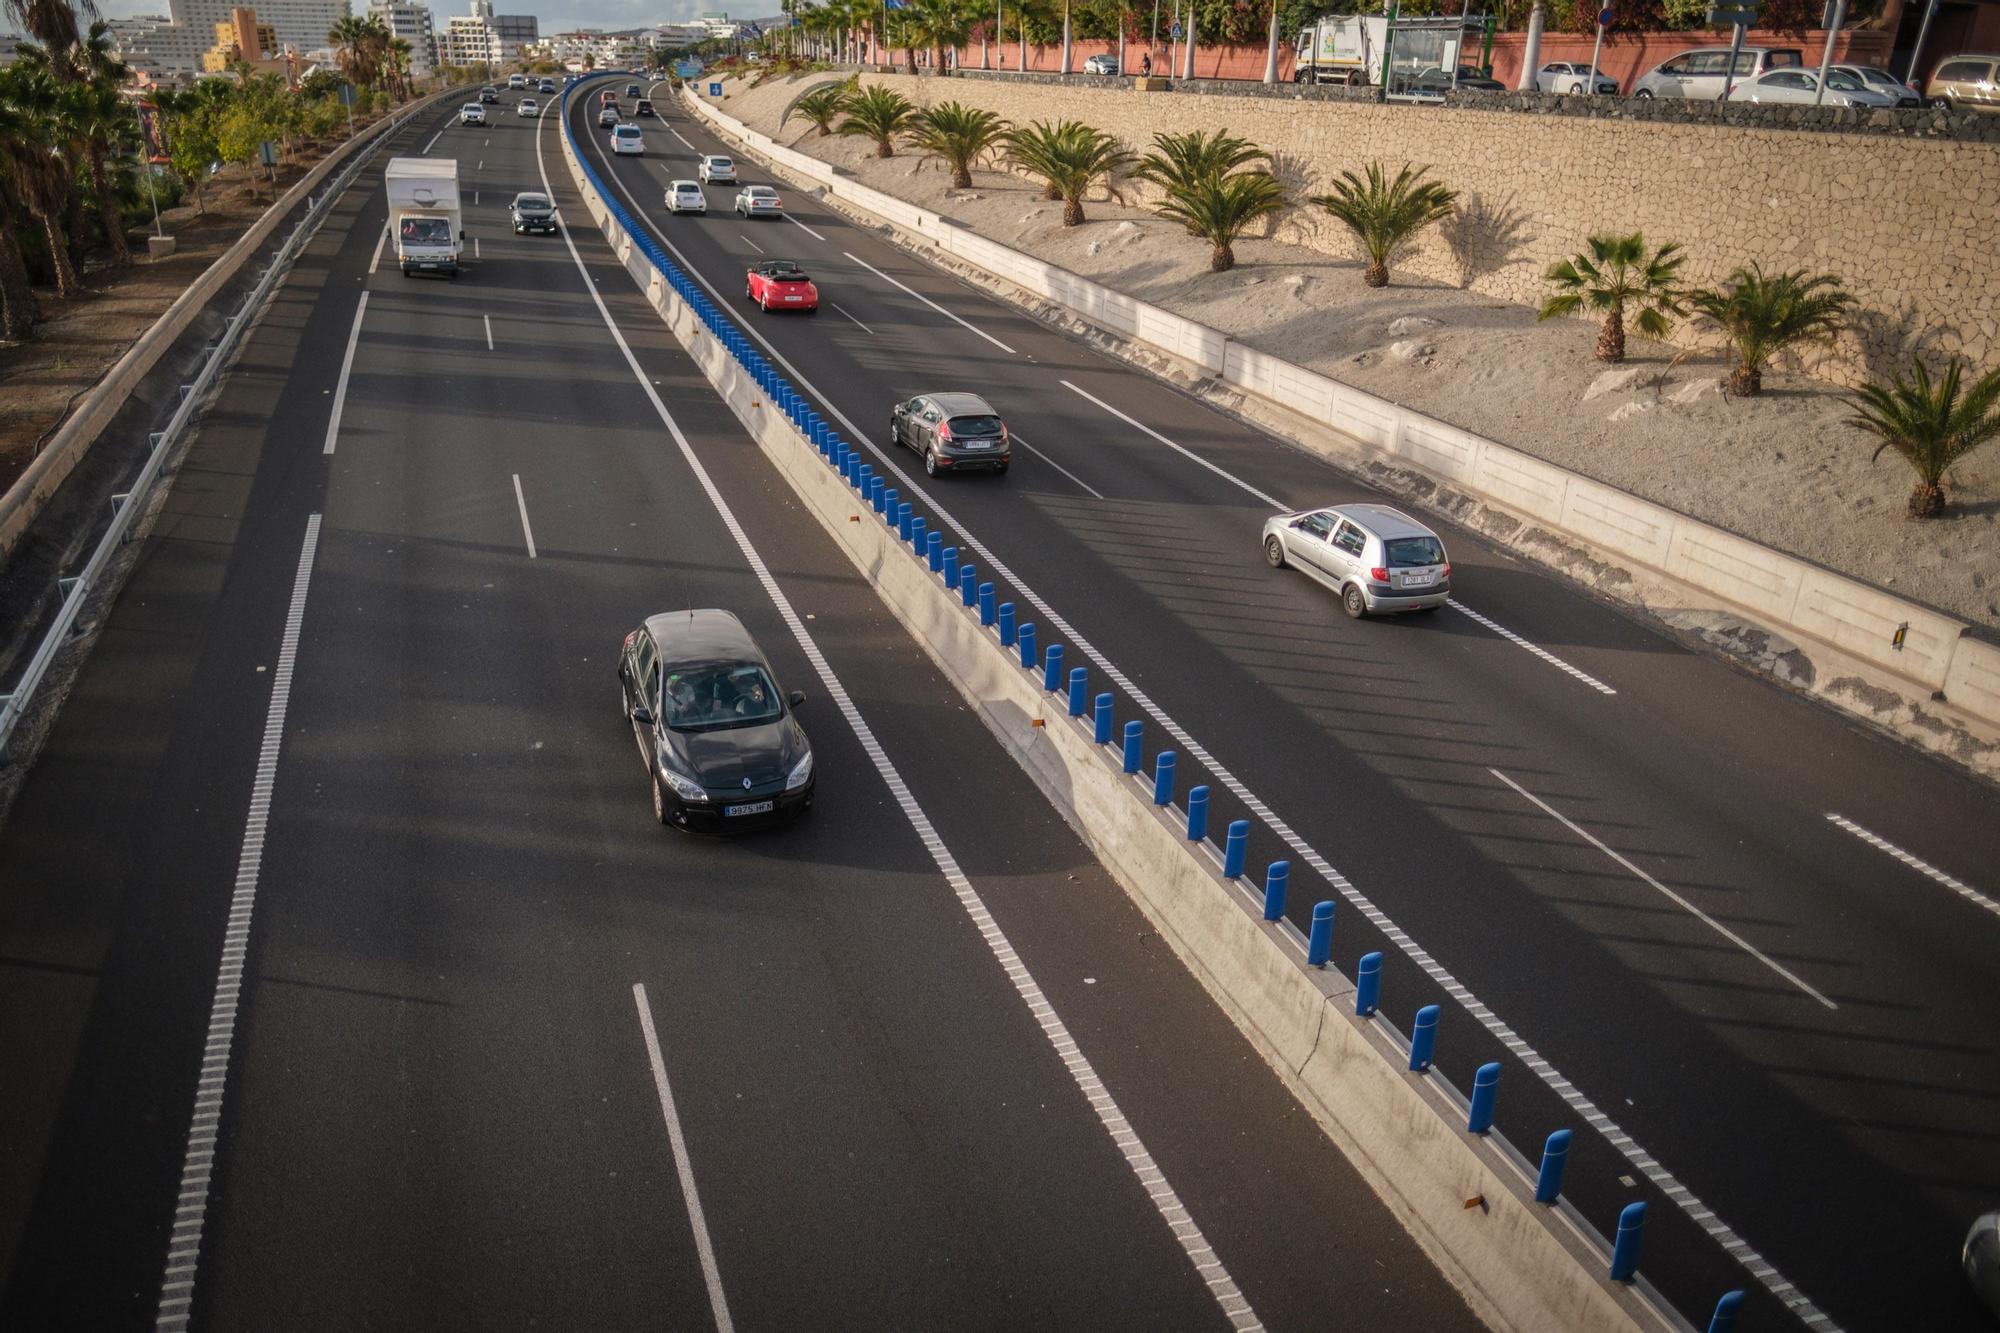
[734,185,782,218]
[665,179,708,214]
[697,154,736,184]
[517,97,538,117]
[459,102,487,125]
[1723,67,1902,107]
[611,123,644,155]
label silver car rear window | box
[949,415,1005,437]
[1384,536,1445,567]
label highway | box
[560,76,2000,1330]
[0,94,1483,1330]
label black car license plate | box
[724,800,774,817]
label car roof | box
[1328,504,1440,541]
[744,185,777,194]
[644,608,763,663]
[924,391,999,415]
[704,153,732,161]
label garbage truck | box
[1293,13,1492,90]
[385,157,464,279]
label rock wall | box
[853,71,1998,387]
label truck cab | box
[1294,13,1493,94]
[385,158,464,278]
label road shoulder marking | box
[842,250,1016,355]
[1826,813,1998,920]
[633,983,734,1333]
[511,474,537,558]
[323,293,368,455]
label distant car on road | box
[734,184,782,218]
[636,97,656,116]
[1083,54,1119,75]
[510,191,556,234]
[539,77,557,94]
[619,609,814,832]
[612,122,644,154]
[1534,60,1619,94]
[698,154,736,183]
[1724,67,1901,107]
[1927,53,2000,110]
[1828,64,1922,105]
[666,179,708,213]
[745,259,818,312]
[459,102,487,125]
[1262,503,1451,618]
[479,85,500,103]
[517,97,539,117]
[597,104,619,128]
[1631,46,1804,99]
[891,392,1011,477]
[625,82,642,98]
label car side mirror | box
[788,690,806,708]
[631,705,654,725]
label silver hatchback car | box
[1262,503,1451,617]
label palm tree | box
[835,84,918,157]
[907,0,979,74]
[387,37,415,100]
[1133,128,1265,233]
[1689,264,1854,397]
[785,82,852,137]
[329,15,379,89]
[69,80,138,267]
[1309,162,1456,289]
[1,0,83,79]
[1003,119,1133,226]
[1538,232,1687,364]
[1154,169,1286,272]
[1849,356,2000,519]
[904,100,1008,187]
[0,68,84,298]
[0,98,42,338]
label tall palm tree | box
[1689,264,1854,397]
[0,98,42,338]
[1537,232,1687,363]
[904,100,1008,187]
[1849,356,2000,519]
[835,84,918,156]
[1003,119,1133,226]
[387,37,415,99]
[0,69,84,298]
[68,80,138,267]
[2,0,86,80]
[1154,169,1286,272]
[1310,162,1456,289]
[906,0,978,74]
[785,83,852,137]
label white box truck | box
[385,157,463,279]
[1293,13,1490,91]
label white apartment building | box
[435,0,536,68]
[367,0,436,76]
[109,0,349,75]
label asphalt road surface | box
[0,93,1485,1331]
[553,75,2000,1331]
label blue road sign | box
[1597,6,1613,23]
[1170,21,1182,37]
[709,81,722,96]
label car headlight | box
[785,750,814,792]
[658,756,708,803]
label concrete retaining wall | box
[566,81,1692,1333]
[685,87,1999,749]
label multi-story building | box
[367,0,436,76]
[435,0,535,68]
[493,12,537,52]
[110,0,347,75]
[200,6,280,71]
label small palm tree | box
[1538,232,1687,364]
[1849,356,2000,519]
[835,84,917,158]
[1689,264,1854,397]
[1133,129,1266,234]
[1154,170,1286,273]
[1309,162,1456,289]
[784,81,852,138]
[904,101,1008,189]
[1003,119,1133,227]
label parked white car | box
[1724,67,1901,107]
[1829,63,1924,106]
[611,122,644,154]
[1083,54,1119,75]
[1631,46,1804,99]
[697,154,737,183]
[666,179,708,214]
[1534,61,1619,94]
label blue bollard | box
[1068,667,1088,718]
[1534,1129,1571,1204]
[1152,751,1176,806]
[856,463,873,496]
[1223,820,1248,879]
[1017,622,1036,668]
[1094,693,1114,744]
[871,477,887,514]
[926,532,944,572]
[942,547,959,585]
[1308,897,1335,965]
[978,583,996,627]
[1355,950,1383,1015]
[1266,862,1292,921]
[1468,1062,1501,1134]
[910,516,927,554]
[1409,1004,1440,1071]
[959,565,977,606]
[1187,786,1210,841]
[834,444,849,476]
[1122,721,1143,774]
[883,488,899,523]
[1043,643,1064,693]
[897,503,914,542]
[997,602,1017,647]
[826,430,844,461]
[1707,1291,1745,1333]
[1609,1202,1646,1282]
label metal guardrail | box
[0,97,443,759]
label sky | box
[85,0,725,34]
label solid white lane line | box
[585,165,1828,1322]
[155,513,322,1330]
[1010,431,1103,500]
[1826,813,2000,920]
[842,251,1016,355]
[1062,379,1284,508]
[828,302,873,335]
[784,212,825,241]
[632,984,734,1333]
[474,236,481,260]
[322,293,368,455]
[738,232,764,255]
[671,128,698,152]
[421,127,443,154]
[542,113,1261,1332]
[1492,769,1837,1010]
[511,473,537,558]
[1449,601,1618,695]
[483,314,495,350]
[368,222,388,274]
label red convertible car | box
[744,259,818,314]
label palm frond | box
[1308,162,1455,285]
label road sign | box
[709,81,722,95]
[1597,7,1613,25]
[1169,22,1182,37]
[337,82,355,105]
[258,141,277,167]
[1707,3,1760,22]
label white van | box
[507,72,527,90]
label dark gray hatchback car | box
[890,392,1011,477]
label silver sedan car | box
[1262,503,1451,617]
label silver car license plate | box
[1401,572,1434,587]
[724,799,774,817]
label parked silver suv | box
[1631,46,1803,99]
[1262,503,1451,617]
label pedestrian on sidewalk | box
[1140,51,1152,76]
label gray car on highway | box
[891,392,1012,476]
[1262,503,1451,617]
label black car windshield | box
[516,196,550,210]
[662,663,784,731]
[1384,536,1446,567]
[948,414,1004,437]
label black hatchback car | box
[619,609,814,831]
[890,392,1011,477]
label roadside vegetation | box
[1538,233,1688,364]
[1310,163,1456,289]
[1850,357,2000,518]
